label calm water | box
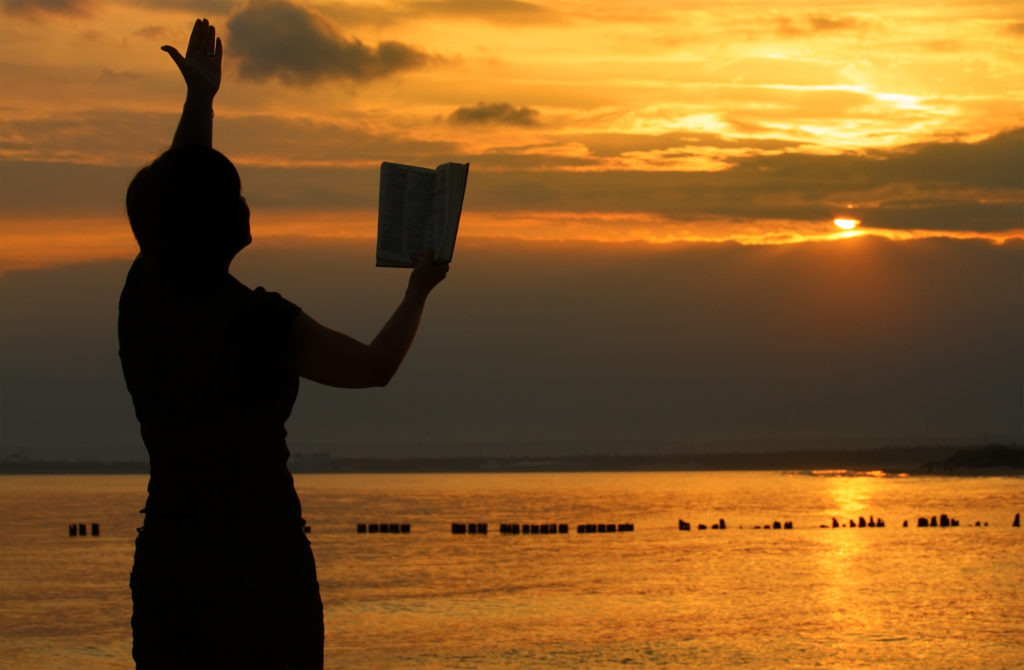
[0,471,1021,669]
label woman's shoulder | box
[227,275,300,314]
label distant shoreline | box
[2,444,1020,476]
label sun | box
[834,218,860,230]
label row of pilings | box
[915,514,964,527]
[452,522,636,534]
[357,523,411,534]
[831,516,885,528]
[68,523,100,537]
[679,518,798,530]
[64,513,1021,537]
[350,513,1019,535]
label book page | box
[432,165,449,252]
[377,162,437,267]
[438,163,469,262]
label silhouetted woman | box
[119,19,448,669]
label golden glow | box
[2,213,1021,272]
[1,1,1022,268]
[811,469,893,478]
[0,219,137,271]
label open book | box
[376,161,469,267]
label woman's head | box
[126,145,251,273]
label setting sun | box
[834,218,861,230]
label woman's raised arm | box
[162,18,223,148]
[284,251,450,388]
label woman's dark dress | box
[118,256,323,669]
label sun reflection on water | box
[813,475,893,641]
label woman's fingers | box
[161,45,185,70]
[185,18,205,57]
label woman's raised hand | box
[407,249,450,297]
[161,18,222,101]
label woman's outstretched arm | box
[163,18,222,148]
[284,251,451,388]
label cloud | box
[807,13,862,31]
[0,159,136,219]
[1007,21,1024,36]
[226,0,434,85]
[1,0,91,17]
[454,127,1024,232]
[448,102,540,126]
[98,68,144,83]
[132,25,174,41]
[740,127,1024,192]
[0,108,459,170]
[316,1,400,27]
[0,110,179,166]
[125,0,240,12]
[407,0,557,24]
[775,12,866,36]
[3,109,1021,236]
[313,0,558,29]
[3,237,1021,456]
[248,237,1024,448]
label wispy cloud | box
[774,12,870,36]
[226,0,435,85]
[132,25,174,42]
[1,0,91,17]
[407,0,558,24]
[4,117,1019,237]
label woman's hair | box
[126,145,248,272]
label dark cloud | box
[448,102,540,126]
[226,0,434,85]
[4,114,1021,234]
[736,127,1024,192]
[866,200,1022,232]
[1,0,90,17]
[458,127,1024,232]
[1007,21,1024,36]
[0,258,139,458]
[3,237,1020,457]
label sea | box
[1,471,1021,669]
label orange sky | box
[1,0,1022,270]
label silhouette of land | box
[2,444,1020,475]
